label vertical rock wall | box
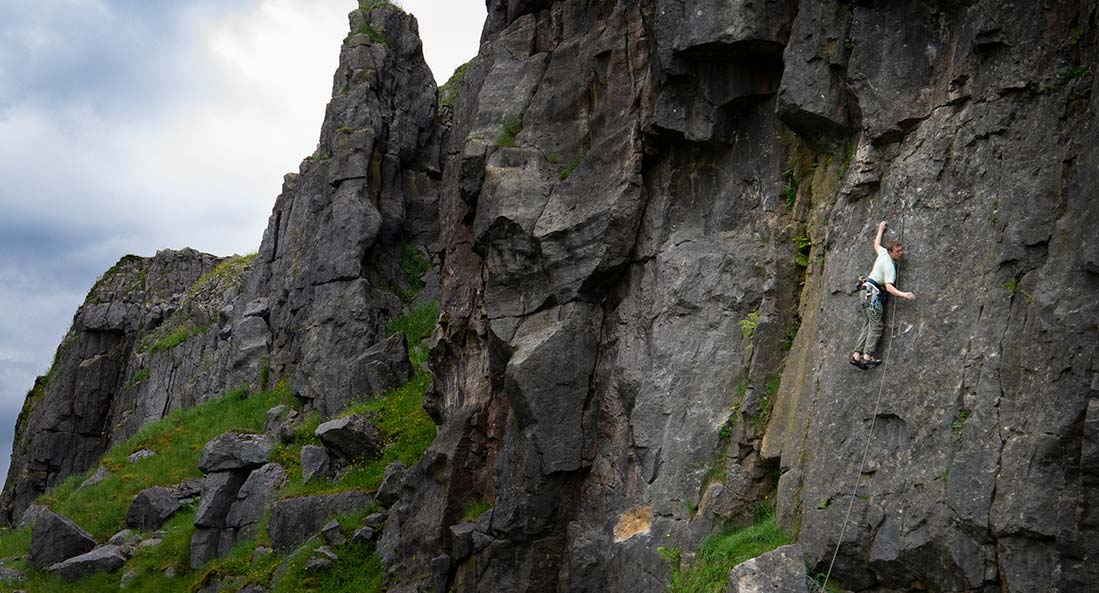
[381,1,1099,593]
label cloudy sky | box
[0,0,485,488]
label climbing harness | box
[861,277,885,314]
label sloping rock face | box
[237,6,442,417]
[380,1,1099,593]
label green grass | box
[495,114,522,147]
[269,539,384,593]
[37,383,293,539]
[186,254,255,301]
[438,60,472,109]
[793,236,812,268]
[386,300,437,346]
[781,168,798,209]
[755,375,781,429]
[276,302,437,500]
[738,312,759,342]
[664,507,790,593]
[148,323,208,354]
[460,499,492,522]
[559,148,587,180]
[1066,65,1090,80]
[126,367,151,389]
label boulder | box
[363,511,388,531]
[127,449,156,463]
[126,486,182,531]
[189,527,221,570]
[349,333,413,397]
[168,478,206,500]
[300,445,332,484]
[27,510,97,569]
[321,520,346,546]
[267,491,371,551]
[46,545,126,581]
[0,566,24,584]
[375,461,406,507]
[726,545,807,593]
[108,529,141,546]
[352,526,376,545]
[195,471,249,528]
[198,433,273,473]
[225,463,287,535]
[79,467,111,490]
[315,415,383,461]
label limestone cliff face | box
[5,1,1098,592]
[379,1,1099,593]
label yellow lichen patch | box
[613,505,653,543]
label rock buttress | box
[238,5,442,418]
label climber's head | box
[885,240,904,261]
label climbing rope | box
[818,202,908,593]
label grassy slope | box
[0,296,438,593]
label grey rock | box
[242,298,270,319]
[363,511,387,531]
[194,471,249,528]
[126,486,182,531]
[127,449,156,463]
[120,569,137,588]
[198,433,273,473]
[252,546,273,564]
[267,491,370,551]
[263,405,289,434]
[300,445,332,484]
[137,538,162,550]
[46,545,126,581]
[28,510,97,569]
[321,520,346,546]
[79,466,111,490]
[431,555,451,593]
[108,529,141,546]
[0,566,24,583]
[189,527,221,570]
[17,505,47,529]
[168,478,205,500]
[225,463,287,535]
[349,333,413,397]
[375,461,406,508]
[726,545,807,593]
[315,414,383,461]
[352,526,376,545]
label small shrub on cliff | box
[495,114,523,147]
[148,323,208,354]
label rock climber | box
[851,221,915,369]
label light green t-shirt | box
[868,246,896,286]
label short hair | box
[884,240,903,252]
